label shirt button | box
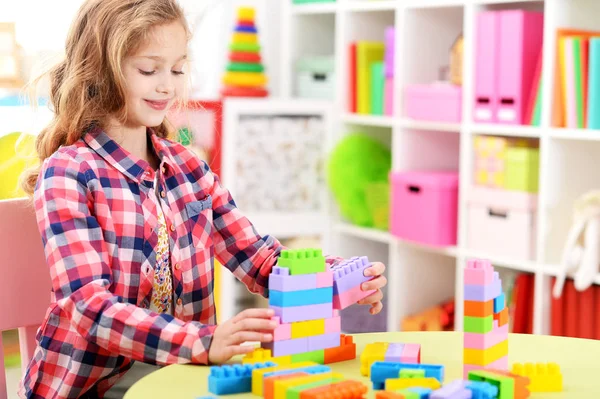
[175,263,181,270]
[177,298,183,306]
[170,224,176,232]
[161,165,166,174]
[160,191,166,198]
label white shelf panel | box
[549,128,600,142]
[344,1,397,12]
[472,0,543,4]
[244,212,326,239]
[342,113,396,127]
[543,265,600,286]
[291,2,338,14]
[396,238,459,257]
[469,123,542,138]
[400,118,462,133]
[334,223,392,244]
[463,249,539,273]
[404,0,465,8]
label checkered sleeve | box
[34,151,215,365]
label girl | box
[18,0,387,398]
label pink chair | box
[0,198,51,399]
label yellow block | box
[511,362,563,392]
[360,342,388,376]
[233,32,258,44]
[273,355,292,366]
[251,361,317,396]
[242,347,273,364]
[274,372,343,399]
[291,319,325,339]
[464,340,508,366]
[237,7,255,20]
[223,72,267,87]
[385,377,442,391]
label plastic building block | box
[209,361,276,395]
[300,380,368,399]
[431,380,473,399]
[494,307,509,327]
[264,372,310,399]
[252,362,324,396]
[316,271,333,288]
[400,369,426,378]
[269,287,333,307]
[385,343,404,362]
[464,259,494,285]
[464,340,508,366]
[291,319,326,339]
[242,347,274,364]
[494,293,506,313]
[385,377,441,390]
[291,350,325,365]
[482,369,531,398]
[287,376,344,399]
[375,392,406,399]
[324,315,341,333]
[511,362,562,392]
[360,342,388,376]
[263,337,308,357]
[464,315,493,334]
[371,362,444,390]
[331,256,374,295]
[269,266,318,291]
[406,387,434,399]
[271,303,333,323]
[468,370,518,399]
[274,372,340,399]
[269,317,292,341]
[307,332,340,351]
[464,300,494,318]
[464,278,502,301]
[273,355,293,366]
[463,356,508,377]
[324,334,356,364]
[277,249,326,275]
[464,323,508,349]
[334,283,375,310]
[401,343,421,364]
[465,381,499,399]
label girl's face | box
[122,21,187,129]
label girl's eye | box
[139,70,155,76]
[172,71,185,75]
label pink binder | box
[474,11,499,123]
[496,10,544,124]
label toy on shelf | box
[360,343,421,377]
[463,259,509,377]
[221,7,268,97]
[401,299,455,332]
[295,56,335,100]
[511,362,563,392]
[385,26,395,116]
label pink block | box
[496,10,544,124]
[333,309,339,317]
[400,343,421,364]
[390,171,459,247]
[385,78,394,116]
[333,284,375,310]
[271,317,291,341]
[316,271,333,288]
[474,11,499,123]
[464,259,494,286]
[404,83,462,122]
[464,323,509,349]
[463,356,508,378]
[324,315,341,333]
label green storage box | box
[505,147,539,193]
[296,56,335,100]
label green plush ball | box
[327,133,391,227]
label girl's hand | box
[357,262,387,315]
[208,308,276,364]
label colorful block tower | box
[259,250,372,365]
[463,259,509,377]
[221,7,268,97]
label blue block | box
[493,293,505,313]
[263,365,331,381]
[208,361,276,395]
[371,362,444,390]
[235,26,258,33]
[466,381,498,399]
[269,287,333,307]
[408,387,433,398]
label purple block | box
[431,380,473,399]
[307,332,340,351]
[269,266,318,291]
[263,337,308,357]
[384,343,404,362]
[270,303,333,323]
[331,256,374,295]
[385,26,395,78]
[464,273,502,301]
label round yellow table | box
[124,332,600,398]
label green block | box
[468,370,515,399]
[227,62,264,73]
[392,389,419,399]
[291,349,325,364]
[399,369,426,378]
[370,62,385,115]
[277,249,325,275]
[505,147,539,193]
[230,42,261,52]
[286,377,343,399]
[464,315,493,333]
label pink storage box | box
[467,187,537,260]
[404,83,462,123]
[390,171,459,246]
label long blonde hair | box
[20,0,190,195]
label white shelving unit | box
[281,0,600,335]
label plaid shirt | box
[20,126,312,398]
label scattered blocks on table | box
[286,375,345,399]
[300,380,368,399]
[277,249,325,275]
[466,380,499,399]
[273,371,341,399]
[371,362,445,390]
[511,362,563,392]
[400,369,426,379]
[263,372,310,399]
[251,361,322,396]
[430,379,472,399]
[468,369,532,399]
[361,342,388,376]
[324,334,356,364]
[401,343,421,364]
[331,256,376,310]
[385,377,442,391]
[208,361,276,395]
[242,347,274,364]
[291,349,325,365]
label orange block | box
[324,334,356,364]
[300,380,367,399]
[486,369,531,399]
[465,300,494,317]
[376,392,405,399]
[494,307,509,327]
[264,372,309,399]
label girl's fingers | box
[231,308,274,323]
[364,262,386,277]
[357,289,383,305]
[370,301,383,315]
[228,331,273,345]
[233,317,278,333]
[362,275,387,292]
